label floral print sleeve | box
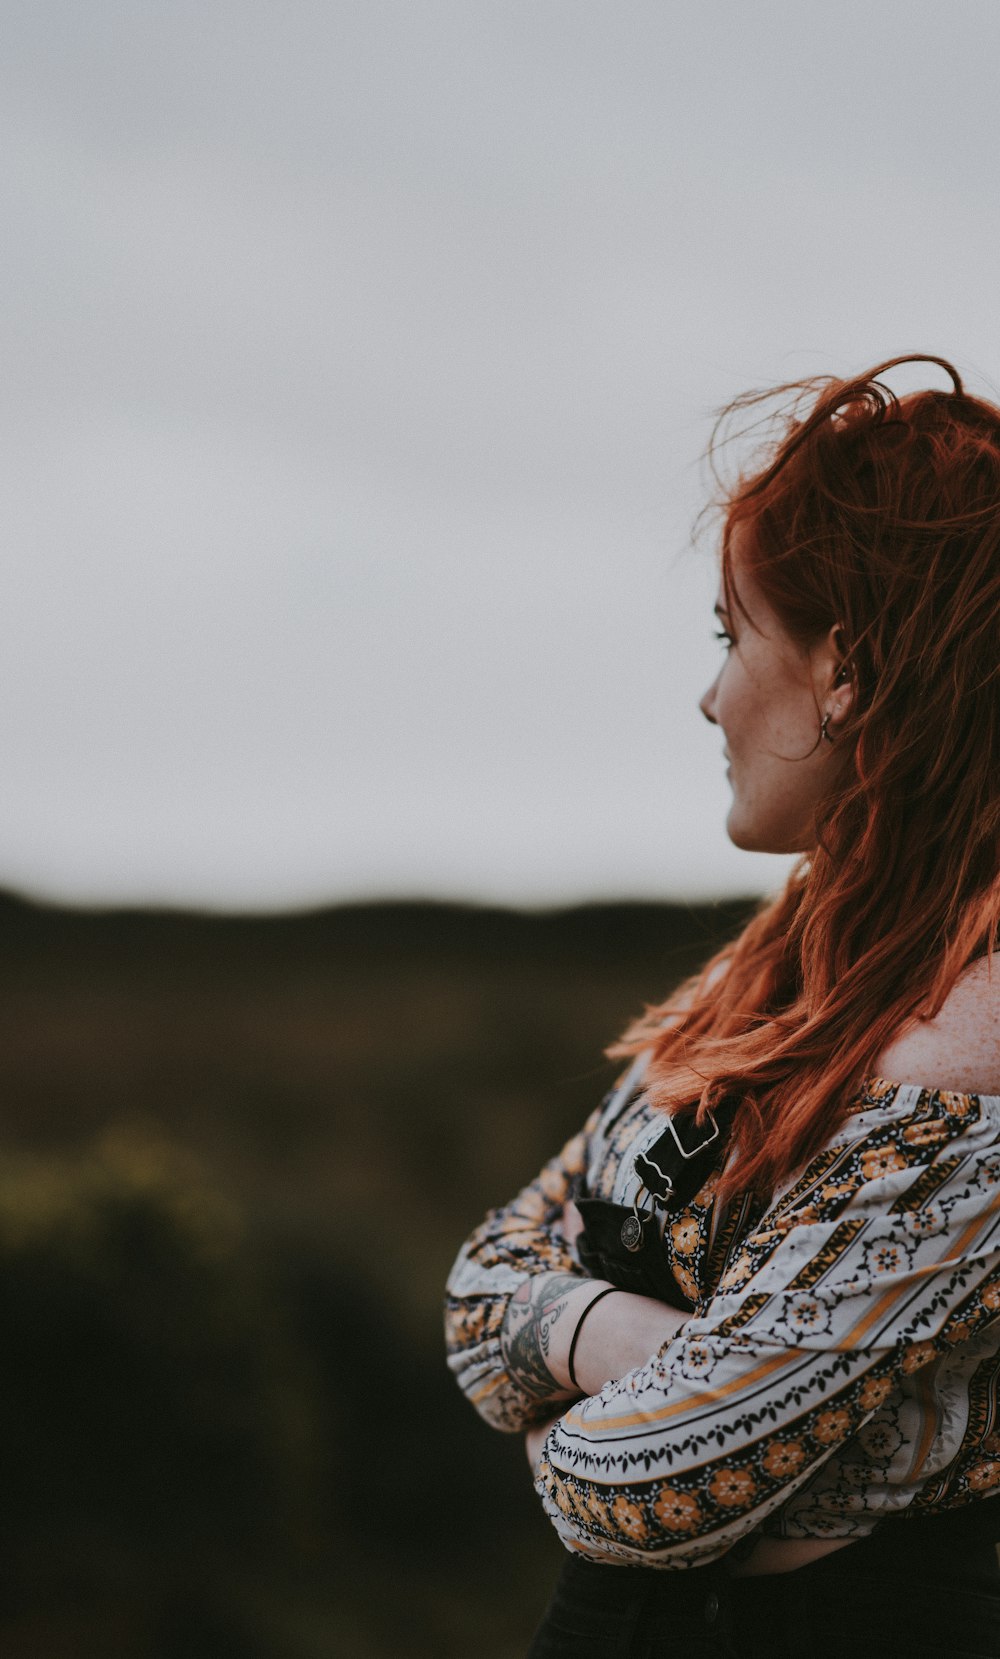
[444,1062,646,1432]
[534,1081,1000,1567]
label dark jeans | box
[527,1507,1000,1659]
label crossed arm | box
[447,1079,1000,1569]
[443,1096,694,1434]
[498,1202,692,1463]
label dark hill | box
[0,891,757,1659]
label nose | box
[700,674,719,725]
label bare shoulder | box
[873,954,1000,1096]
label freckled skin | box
[874,957,1000,1095]
[699,535,1000,1096]
[698,542,851,856]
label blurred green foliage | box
[0,1126,324,1655]
[0,892,754,1657]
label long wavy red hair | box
[612,353,1000,1205]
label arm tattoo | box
[500,1273,583,1402]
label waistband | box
[555,1498,1000,1607]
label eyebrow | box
[714,602,731,620]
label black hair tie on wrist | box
[567,1286,620,1389]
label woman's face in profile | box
[699,545,849,856]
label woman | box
[444,353,1000,1658]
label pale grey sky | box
[1,2,998,909]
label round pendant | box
[620,1214,643,1252]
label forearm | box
[445,1250,590,1431]
[568,1285,691,1396]
[502,1271,692,1410]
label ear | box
[811,623,855,726]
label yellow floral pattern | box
[447,1072,1000,1566]
[763,1439,806,1477]
[652,1488,702,1532]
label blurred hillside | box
[0,890,756,1658]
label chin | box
[725,806,758,851]
[726,823,769,853]
[725,805,803,857]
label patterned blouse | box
[444,1062,1000,1568]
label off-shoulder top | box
[444,1063,1000,1569]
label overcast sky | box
[2,2,999,911]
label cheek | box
[719,651,813,757]
[714,659,756,738]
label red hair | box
[613,353,1000,1205]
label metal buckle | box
[664,1108,720,1161]
[633,1153,674,1201]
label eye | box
[713,629,734,651]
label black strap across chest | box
[633,1096,739,1209]
[575,1097,739,1310]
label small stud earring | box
[820,712,834,744]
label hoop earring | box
[820,712,834,744]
